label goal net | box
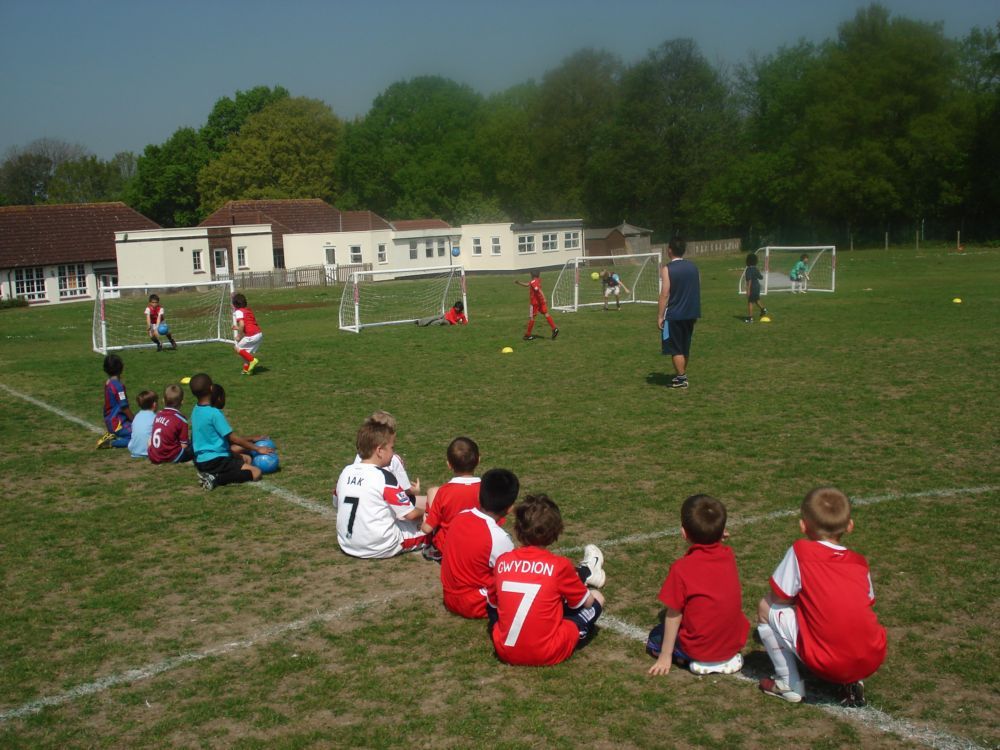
[339,265,467,333]
[551,253,662,312]
[92,281,234,354]
[737,246,836,295]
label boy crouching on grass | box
[334,413,429,559]
[647,494,749,677]
[487,494,605,666]
[757,487,887,707]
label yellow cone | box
[501,346,514,354]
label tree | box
[200,85,291,155]
[126,127,209,227]
[0,138,88,204]
[198,97,343,212]
[46,154,129,203]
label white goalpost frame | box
[550,253,662,312]
[92,280,235,354]
[338,265,468,333]
[737,245,837,295]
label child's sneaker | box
[670,375,689,389]
[551,327,559,340]
[761,307,768,316]
[580,544,605,588]
[198,472,217,491]
[95,432,116,449]
[838,681,866,708]
[759,676,802,703]
[645,623,664,658]
[247,357,260,374]
[743,317,753,323]
[523,334,536,341]
[690,653,743,675]
[422,545,443,564]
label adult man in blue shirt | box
[657,237,701,389]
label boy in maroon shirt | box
[647,494,749,676]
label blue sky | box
[1,0,996,160]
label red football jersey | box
[440,508,513,619]
[770,539,887,683]
[528,277,546,306]
[145,304,163,325]
[444,306,468,325]
[147,407,190,464]
[489,546,589,666]
[426,477,481,551]
[657,542,750,661]
[233,306,261,335]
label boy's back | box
[426,477,481,551]
[334,461,414,559]
[440,508,512,618]
[771,538,886,683]
[149,407,189,464]
[191,404,232,462]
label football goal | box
[738,246,836,295]
[92,281,234,354]
[339,265,467,333]
[550,253,662,312]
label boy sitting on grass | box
[148,384,192,464]
[334,413,429,559]
[189,373,273,490]
[647,494,749,677]
[127,390,158,459]
[421,436,484,561]
[488,494,605,666]
[757,486,887,707]
[439,468,518,618]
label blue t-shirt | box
[191,404,233,462]
[128,410,156,458]
[665,259,701,321]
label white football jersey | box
[335,462,415,558]
[354,452,411,492]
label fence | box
[228,264,371,290]
[650,238,743,259]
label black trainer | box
[523,334,536,341]
[670,376,689,389]
[551,327,560,340]
[838,681,866,708]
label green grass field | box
[1,247,997,749]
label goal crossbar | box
[551,253,661,312]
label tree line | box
[2,5,998,245]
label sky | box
[1,0,996,160]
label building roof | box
[585,222,654,240]
[199,200,391,242]
[391,219,452,231]
[0,202,160,269]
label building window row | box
[58,264,87,298]
[15,267,46,300]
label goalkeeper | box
[416,300,468,327]
[790,254,810,293]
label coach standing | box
[657,237,701,389]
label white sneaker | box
[759,676,803,703]
[690,652,743,675]
[580,544,606,588]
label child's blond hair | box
[163,384,184,408]
[801,486,851,539]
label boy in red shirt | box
[145,293,177,351]
[488,494,605,666]
[439,468,519,618]
[514,270,558,341]
[646,494,749,676]
[757,486,887,707]
[232,293,263,375]
[148,384,193,464]
[421,436,483,561]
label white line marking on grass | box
[557,485,999,555]
[598,616,987,750]
[0,591,406,722]
[0,383,104,434]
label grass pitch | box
[0,247,997,749]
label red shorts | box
[530,302,548,317]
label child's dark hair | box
[801,486,851,539]
[211,383,226,409]
[746,253,758,266]
[668,236,687,257]
[680,494,728,544]
[513,494,564,547]
[148,293,159,303]
[453,299,464,312]
[479,468,519,515]
[232,293,247,308]
[103,354,124,377]
[530,270,540,278]
[189,373,213,399]
[447,436,479,474]
[136,390,158,411]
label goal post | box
[338,265,467,333]
[92,281,235,354]
[737,246,836,295]
[551,253,662,312]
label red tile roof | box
[0,203,161,269]
[391,219,453,231]
[199,199,392,244]
[341,211,393,232]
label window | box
[192,250,203,272]
[542,233,558,252]
[237,246,247,268]
[472,238,482,256]
[58,264,87,298]
[325,246,336,265]
[409,241,418,260]
[564,231,580,251]
[350,245,362,264]
[213,248,228,270]
[273,248,285,269]
[518,235,535,254]
[14,267,46,300]
[491,237,501,255]
[425,242,434,259]
[378,244,387,264]
[437,239,445,257]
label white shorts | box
[235,332,263,353]
[768,603,801,657]
[604,286,620,298]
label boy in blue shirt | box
[189,373,273,490]
[97,354,134,449]
[128,390,158,458]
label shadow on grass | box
[645,372,675,387]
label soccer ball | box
[252,452,280,474]
[590,272,600,281]
[157,323,169,335]
[253,438,276,454]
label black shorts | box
[195,454,246,475]
[748,289,761,303]
[661,319,696,358]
